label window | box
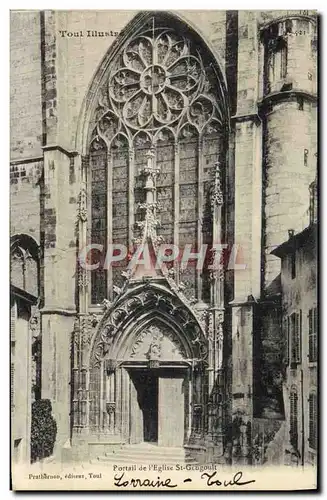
[308,307,317,362]
[309,179,317,224]
[11,362,15,410]
[308,392,317,450]
[291,251,296,279]
[290,311,302,365]
[280,43,288,80]
[290,387,298,449]
[285,317,290,365]
[10,235,39,297]
[90,138,108,304]
[87,15,225,304]
[265,36,288,94]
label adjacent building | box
[10,234,40,463]
[272,179,317,466]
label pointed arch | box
[153,126,176,144]
[133,129,153,147]
[97,111,121,146]
[177,122,199,141]
[10,234,40,298]
[110,131,130,150]
[89,281,208,369]
[76,11,229,154]
[81,10,229,305]
[10,233,40,260]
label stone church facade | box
[10,10,317,464]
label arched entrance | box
[85,283,208,448]
[109,319,192,447]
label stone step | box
[94,455,196,465]
[94,444,198,465]
[105,455,191,463]
[110,446,186,458]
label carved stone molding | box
[101,299,112,312]
[130,323,186,361]
[217,313,224,344]
[90,286,208,367]
[73,313,100,355]
[78,188,88,222]
[106,402,116,415]
[105,358,118,374]
[29,306,41,338]
[78,267,89,289]
[211,161,223,208]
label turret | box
[259,15,317,291]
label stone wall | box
[263,99,316,289]
[10,162,42,243]
[10,11,43,254]
[10,11,43,160]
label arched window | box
[10,234,39,297]
[87,15,226,304]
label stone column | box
[206,160,225,455]
[230,11,262,462]
[40,145,79,453]
[38,11,82,456]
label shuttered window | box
[290,388,298,449]
[11,363,15,410]
[291,251,296,279]
[290,311,302,364]
[286,316,290,365]
[10,302,16,341]
[309,307,317,362]
[308,392,317,450]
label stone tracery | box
[89,284,208,369]
[93,26,224,142]
[87,18,227,304]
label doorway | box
[130,370,158,443]
[129,368,187,447]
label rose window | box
[108,28,219,132]
[89,17,227,306]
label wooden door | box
[158,375,185,447]
[129,372,143,444]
